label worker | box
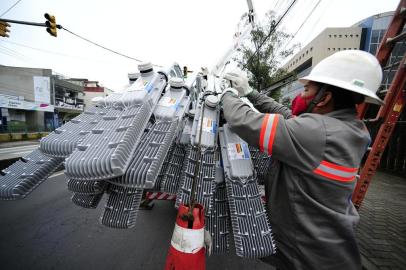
[220,50,383,270]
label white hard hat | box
[299,50,383,105]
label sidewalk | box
[356,171,406,270]
[0,140,40,162]
[0,139,40,149]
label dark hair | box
[327,85,365,110]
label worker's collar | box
[325,108,357,120]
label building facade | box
[278,27,363,102]
[268,10,406,175]
[53,74,85,126]
[0,65,85,132]
[274,11,404,103]
[66,79,113,109]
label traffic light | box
[183,66,188,77]
[0,21,10,38]
[44,13,57,37]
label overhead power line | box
[60,26,143,62]
[281,0,322,52]
[0,16,162,67]
[301,0,332,45]
[1,39,120,65]
[0,0,23,17]
[242,0,297,69]
[60,26,162,67]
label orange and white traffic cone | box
[165,203,205,270]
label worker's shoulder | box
[289,110,366,139]
[289,111,357,127]
[285,113,327,131]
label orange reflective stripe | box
[313,168,356,182]
[259,114,270,152]
[313,160,358,182]
[320,160,357,173]
[259,114,280,155]
[267,115,279,155]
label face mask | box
[291,93,314,116]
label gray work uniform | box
[221,90,370,270]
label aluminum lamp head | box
[169,77,185,90]
[138,62,153,73]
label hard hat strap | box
[306,84,327,113]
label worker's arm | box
[246,90,293,119]
[222,92,324,171]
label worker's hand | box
[204,229,212,256]
[223,68,253,97]
[219,88,239,103]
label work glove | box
[204,229,212,256]
[223,68,253,97]
[219,87,239,103]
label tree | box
[235,11,299,100]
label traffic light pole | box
[0,18,45,27]
[0,18,61,29]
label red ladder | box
[352,0,406,209]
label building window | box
[310,47,313,51]
[329,34,332,38]
[356,34,359,37]
[345,34,348,37]
[350,34,353,37]
[339,35,342,38]
[370,44,378,55]
[328,48,330,51]
[334,35,337,38]
[371,30,380,43]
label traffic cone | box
[165,203,205,270]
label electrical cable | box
[301,0,332,45]
[272,0,284,15]
[242,0,297,70]
[1,39,124,66]
[0,0,23,17]
[0,43,31,62]
[0,48,35,68]
[60,26,163,67]
[280,0,322,52]
[61,26,142,62]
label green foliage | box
[8,121,27,132]
[281,97,292,108]
[236,12,298,94]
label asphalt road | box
[0,144,39,161]
[0,173,273,270]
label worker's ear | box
[316,91,332,107]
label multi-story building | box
[356,11,405,92]
[66,78,113,109]
[272,11,404,103]
[275,27,363,102]
[53,73,85,126]
[0,65,85,132]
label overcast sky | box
[0,0,400,91]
